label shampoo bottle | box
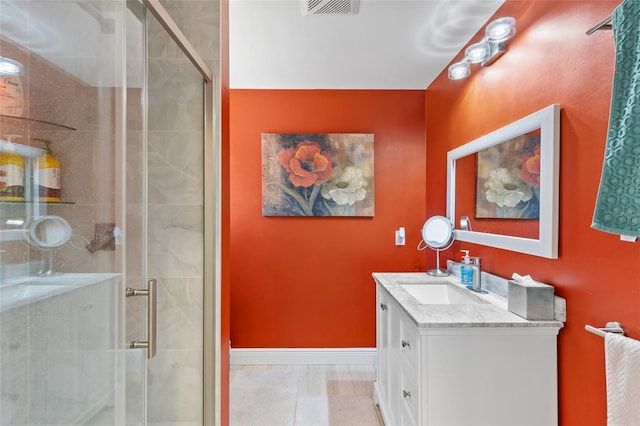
[460,250,474,286]
[0,58,25,117]
[0,135,25,201]
[33,138,61,202]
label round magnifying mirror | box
[25,215,72,249]
[421,215,454,276]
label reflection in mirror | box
[25,215,72,248]
[420,215,454,276]
[447,104,560,258]
[23,215,73,276]
[455,130,540,240]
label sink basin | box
[399,282,488,305]
[2,283,64,299]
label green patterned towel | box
[592,0,640,237]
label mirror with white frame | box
[446,104,560,258]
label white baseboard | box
[230,347,376,365]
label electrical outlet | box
[95,223,116,251]
[395,227,406,246]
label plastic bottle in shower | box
[0,57,25,117]
[33,138,61,202]
[0,136,25,201]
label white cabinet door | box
[376,284,406,426]
[376,286,390,401]
[425,332,558,426]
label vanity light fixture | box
[448,16,516,80]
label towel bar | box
[585,322,624,337]
[586,14,612,35]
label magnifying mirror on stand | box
[23,215,73,275]
[419,215,455,276]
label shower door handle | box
[126,279,157,359]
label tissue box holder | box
[507,280,554,320]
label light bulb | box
[485,17,516,42]
[465,42,490,63]
[448,60,470,80]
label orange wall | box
[229,90,427,348]
[426,1,639,425]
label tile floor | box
[230,364,383,426]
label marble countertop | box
[373,272,564,330]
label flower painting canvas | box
[262,133,374,217]
[475,133,541,219]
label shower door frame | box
[140,1,219,424]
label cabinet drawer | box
[399,396,417,426]
[398,312,419,367]
[400,361,419,420]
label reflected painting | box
[475,133,541,219]
[262,133,374,217]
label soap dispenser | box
[32,138,61,202]
[460,250,474,286]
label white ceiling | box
[229,0,504,90]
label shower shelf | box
[0,139,44,158]
[0,139,74,205]
[0,200,75,205]
[0,114,77,131]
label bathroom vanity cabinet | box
[374,273,562,426]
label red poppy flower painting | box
[262,133,374,216]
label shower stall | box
[0,0,218,424]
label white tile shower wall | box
[0,39,117,275]
[148,131,204,205]
[159,0,221,62]
[156,278,203,351]
[144,148,204,424]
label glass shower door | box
[125,2,206,425]
[144,8,206,424]
[0,1,210,424]
[0,0,128,424]
[123,1,148,423]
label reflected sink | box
[0,273,120,312]
[399,282,488,305]
[2,283,65,299]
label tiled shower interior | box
[0,1,220,424]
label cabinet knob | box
[403,390,411,398]
[380,303,388,311]
[401,339,411,349]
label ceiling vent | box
[301,0,359,15]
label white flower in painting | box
[321,166,367,206]
[485,168,532,208]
